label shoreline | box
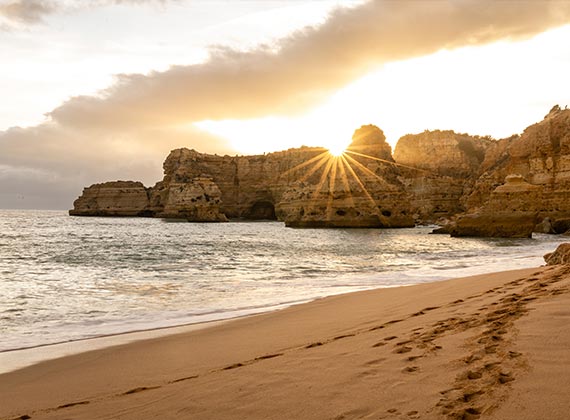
[1,238,561,369]
[0,283,409,375]
[2,265,570,419]
[0,252,550,375]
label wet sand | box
[1,265,569,419]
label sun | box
[194,116,354,156]
[327,144,347,157]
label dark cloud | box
[0,122,233,209]
[2,0,570,209]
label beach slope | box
[1,265,569,419]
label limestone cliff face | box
[394,130,490,177]
[152,146,328,219]
[71,178,227,222]
[450,175,540,238]
[349,125,394,161]
[70,107,570,232]
[152,125,414,227]
[153,176,227,222]
[69,181,152,217]
[276,126,414,228]
[393,130,491,221]
[465,106,570,219]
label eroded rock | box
[544,243,570,265]
[69,181,151,217]
[450,213,536,238]
[154,176,227,222]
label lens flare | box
[327,144,347,157]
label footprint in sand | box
[57,400,91,408]
[497,372,514,384]
[466,370,482,380]
[122,386,160,395]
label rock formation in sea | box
[448,105,570,237]
[69,181,152,217]
[70,106,570,235]
[465,105,570,215]
[276,125,415,228]
[450,174,539,238]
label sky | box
[1,0,570,209]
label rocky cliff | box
[276,125,414,228]
[465,106,570,219]
[70,106,570,234]
[394,130,491,221]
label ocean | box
[0,209,566,358]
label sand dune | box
[1,265,569,419]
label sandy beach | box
[1,265,570,420]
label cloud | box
[49,0,570,128]
[0,122,233,209]
[0,0,56,24]
[0,0,176,26]
[2,0,570,209]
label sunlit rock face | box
[394,130,490,177]
[544,243,570,265]
[393,130,491,221]
[450,175,539,238]
[465,106,570,222]
[69,108,570,229]
[448,107,570,237]
[347,125,394,161]
[152,175,228,222]
[276,125,415,228]
[150,125,414,227]
[450,213,536,238]
[70,178,227,222]
[152,146,329,220]
[69,181,152,217]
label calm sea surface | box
[0,210,566,353]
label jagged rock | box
[394,130,491,177]
[149,125,415,228]
[544,243,570,265]
[348,125,394,161]
[450,213,536,238]
[449,175,539,238]
[69,181,151,217]
[154,176,227,222]
[70,107,570,229]
[154,146,326,220]
[394,130,491,222]
[465,107,570,219]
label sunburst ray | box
[344,150,430,174]
[340,155,379,212]
[326,157,339,219]
[279,150,330,179]
[343,153,391,186]
[337,157,355,208]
